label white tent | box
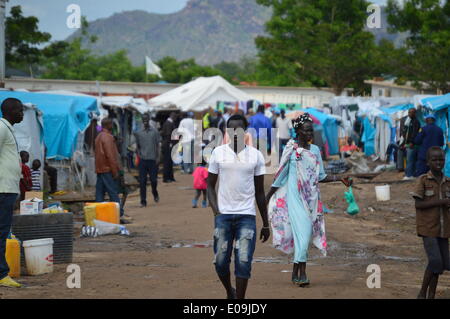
[148,76,254,112]
[101,96,152,114]
[15,103,45,187]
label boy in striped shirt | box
[31,159,41,191]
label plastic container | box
[375,185,390,201]
[85,202,120,224]
[6,238,21,278]
[22,238,54,275]
[83,205,97,226]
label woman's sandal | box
[292,275,301,285]
[297,278,310,287]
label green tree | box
[386,0,450,93]
[6,5,51,75]
[157,57,222,83]
[255,0,384,94]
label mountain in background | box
[69,0,404,66]
[70,0,271,65]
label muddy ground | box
[2,169,450,299]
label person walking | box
[207,114,270,299]
[414,114,444,177]
[94,118,124,219]
[162,112,177,183]
[135,114,161,207]
[275,109,292,161]
[178,112,195,174]
[0,98,24,288]
[266,114,351,287]
[192,161,208,208]
[249,104,272,153]
[401,108,421,180]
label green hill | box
[69,0,404,66]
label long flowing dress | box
[269,140,327,263]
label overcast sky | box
[7,0,388,41]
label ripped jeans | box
[213,214,256,279]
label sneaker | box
[0,276,22,288]
[202,200,207,208]
[192,199,198,208]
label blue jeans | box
[213,214,256,279]
[139,160,158,205]
[0,193,18,279]
[406,147,418,177]
[96,173,124,217]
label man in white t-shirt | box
[178,112,195,174]
[276,109,293,160]
[207,114,270,299]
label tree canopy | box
[255,0,387,94]
[386,0,450,93]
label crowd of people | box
[0,98,448,300]
[386,108,444,180]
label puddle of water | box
[382,256,420,262]
[160,241,213,248]
[253,256,290,264]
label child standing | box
[411,146,450,299]
[31,159,42,191]
[19,151,32,201]
[192,162,208,208]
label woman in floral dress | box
[266,114,351,287]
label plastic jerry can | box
[85,202,120,224]
[83,205,97,226]
[6,237,21,278]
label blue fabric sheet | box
[362,117,375,156]
[303,108,339,155]
[0,91,98,159]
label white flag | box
[145,56,162,77]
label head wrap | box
[292,113,313,130]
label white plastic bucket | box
[375,185,391,201]
[22,238,54,275]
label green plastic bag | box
[344,186,360,215]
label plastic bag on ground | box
[94,219,121,236]
[344,186,360,215]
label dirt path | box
[2,171,450,299]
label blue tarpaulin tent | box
[422,93,450,111]
[0,91,98,159]
[303,108,339,155]
[420,94,450,177]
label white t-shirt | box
[276,117,292,140]
[178,118,195,143]
[208,144,266,216]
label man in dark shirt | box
[135,114,161,207]
[401,108,421,179]
[161,112,177,183]
[414,114,444,177]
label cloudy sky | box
[8,0,388,41]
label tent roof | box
[101,96,152,114]
[0,91,98,159]
[421,93,450,111]
[148,76,254,112]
